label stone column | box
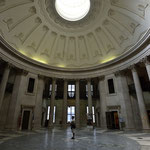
[0,64,10,113]
[5,69,23,129]
[98,77,107,129]
[131,66,150,129]
[75,79,80,128]
[87,79,92,116]
[115,72,135,129]
[48,78,56,128]
[130,96,143,129]
[144,58,150,81]
[62,80,67,127]
[34,75,45,129]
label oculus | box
[55,0,91,21]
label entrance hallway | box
[0,128,150,150]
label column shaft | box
[62,80,67,127]
[0,64,10,114]
[49,79,56,127]
[116,74,135,129]
[98,78,107,129]
[75,80,80,128]
[34,76,44,129]
[5,71,23,129]
[131,68,149,129]
[87,80,92,115]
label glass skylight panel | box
[55,0,90,21]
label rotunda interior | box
[0,0,150,149]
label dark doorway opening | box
[148,110,150,123]
[106,111,119,129]
[97,112,100,127]
[22,111,30,130]
[41,112,45,127]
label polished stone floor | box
[0,128,150,150]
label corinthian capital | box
[114,70,127,77]
[98,76,105,81]
[128,64,137,72]
[141,57,150,65]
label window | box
[86,106,95,123]
[6,83,14,93]
[68,84,75,98]
[49,84,57,96]
[108,79,115,94]
[67,106,75,123]
[92,107,95,123]
[27,78,35,93]
[47,106,56,123]
[86,85,93,97]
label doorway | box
[96,112,100,127]
[106,111,119,129]
[148,110,150,123]
[22,110,30,130]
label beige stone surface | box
[0,0,150,69]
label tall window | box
[86,85,93,97]
[49,84,57,96]
[67,106,75,123]
[68,84,75,98]
[27,78,35,93]
[47,106,56,123]
[108,79,115,94]
[86,106,95,123]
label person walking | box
[70,116,76,139]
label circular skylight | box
[55,0,91,21]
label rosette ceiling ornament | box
[0,0,150,69]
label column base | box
[62,124,67,129]
[141,129,150,133]
[142,124,150,130]
[100,125,107,130]
[48,125,54,129]
[76,123,80,129]
[33,125,42,130]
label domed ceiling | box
[0,0,150,69]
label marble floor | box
[0,128,150,150]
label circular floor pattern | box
[0,129,141,150]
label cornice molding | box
[0,0,150,69]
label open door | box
[106,111,119,129]
[113,111,119,129]
[148,110,150,123]
[106,112,113,129]
[22,111,30,130]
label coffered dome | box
[0,0,150,69]
[55,0,91,21]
